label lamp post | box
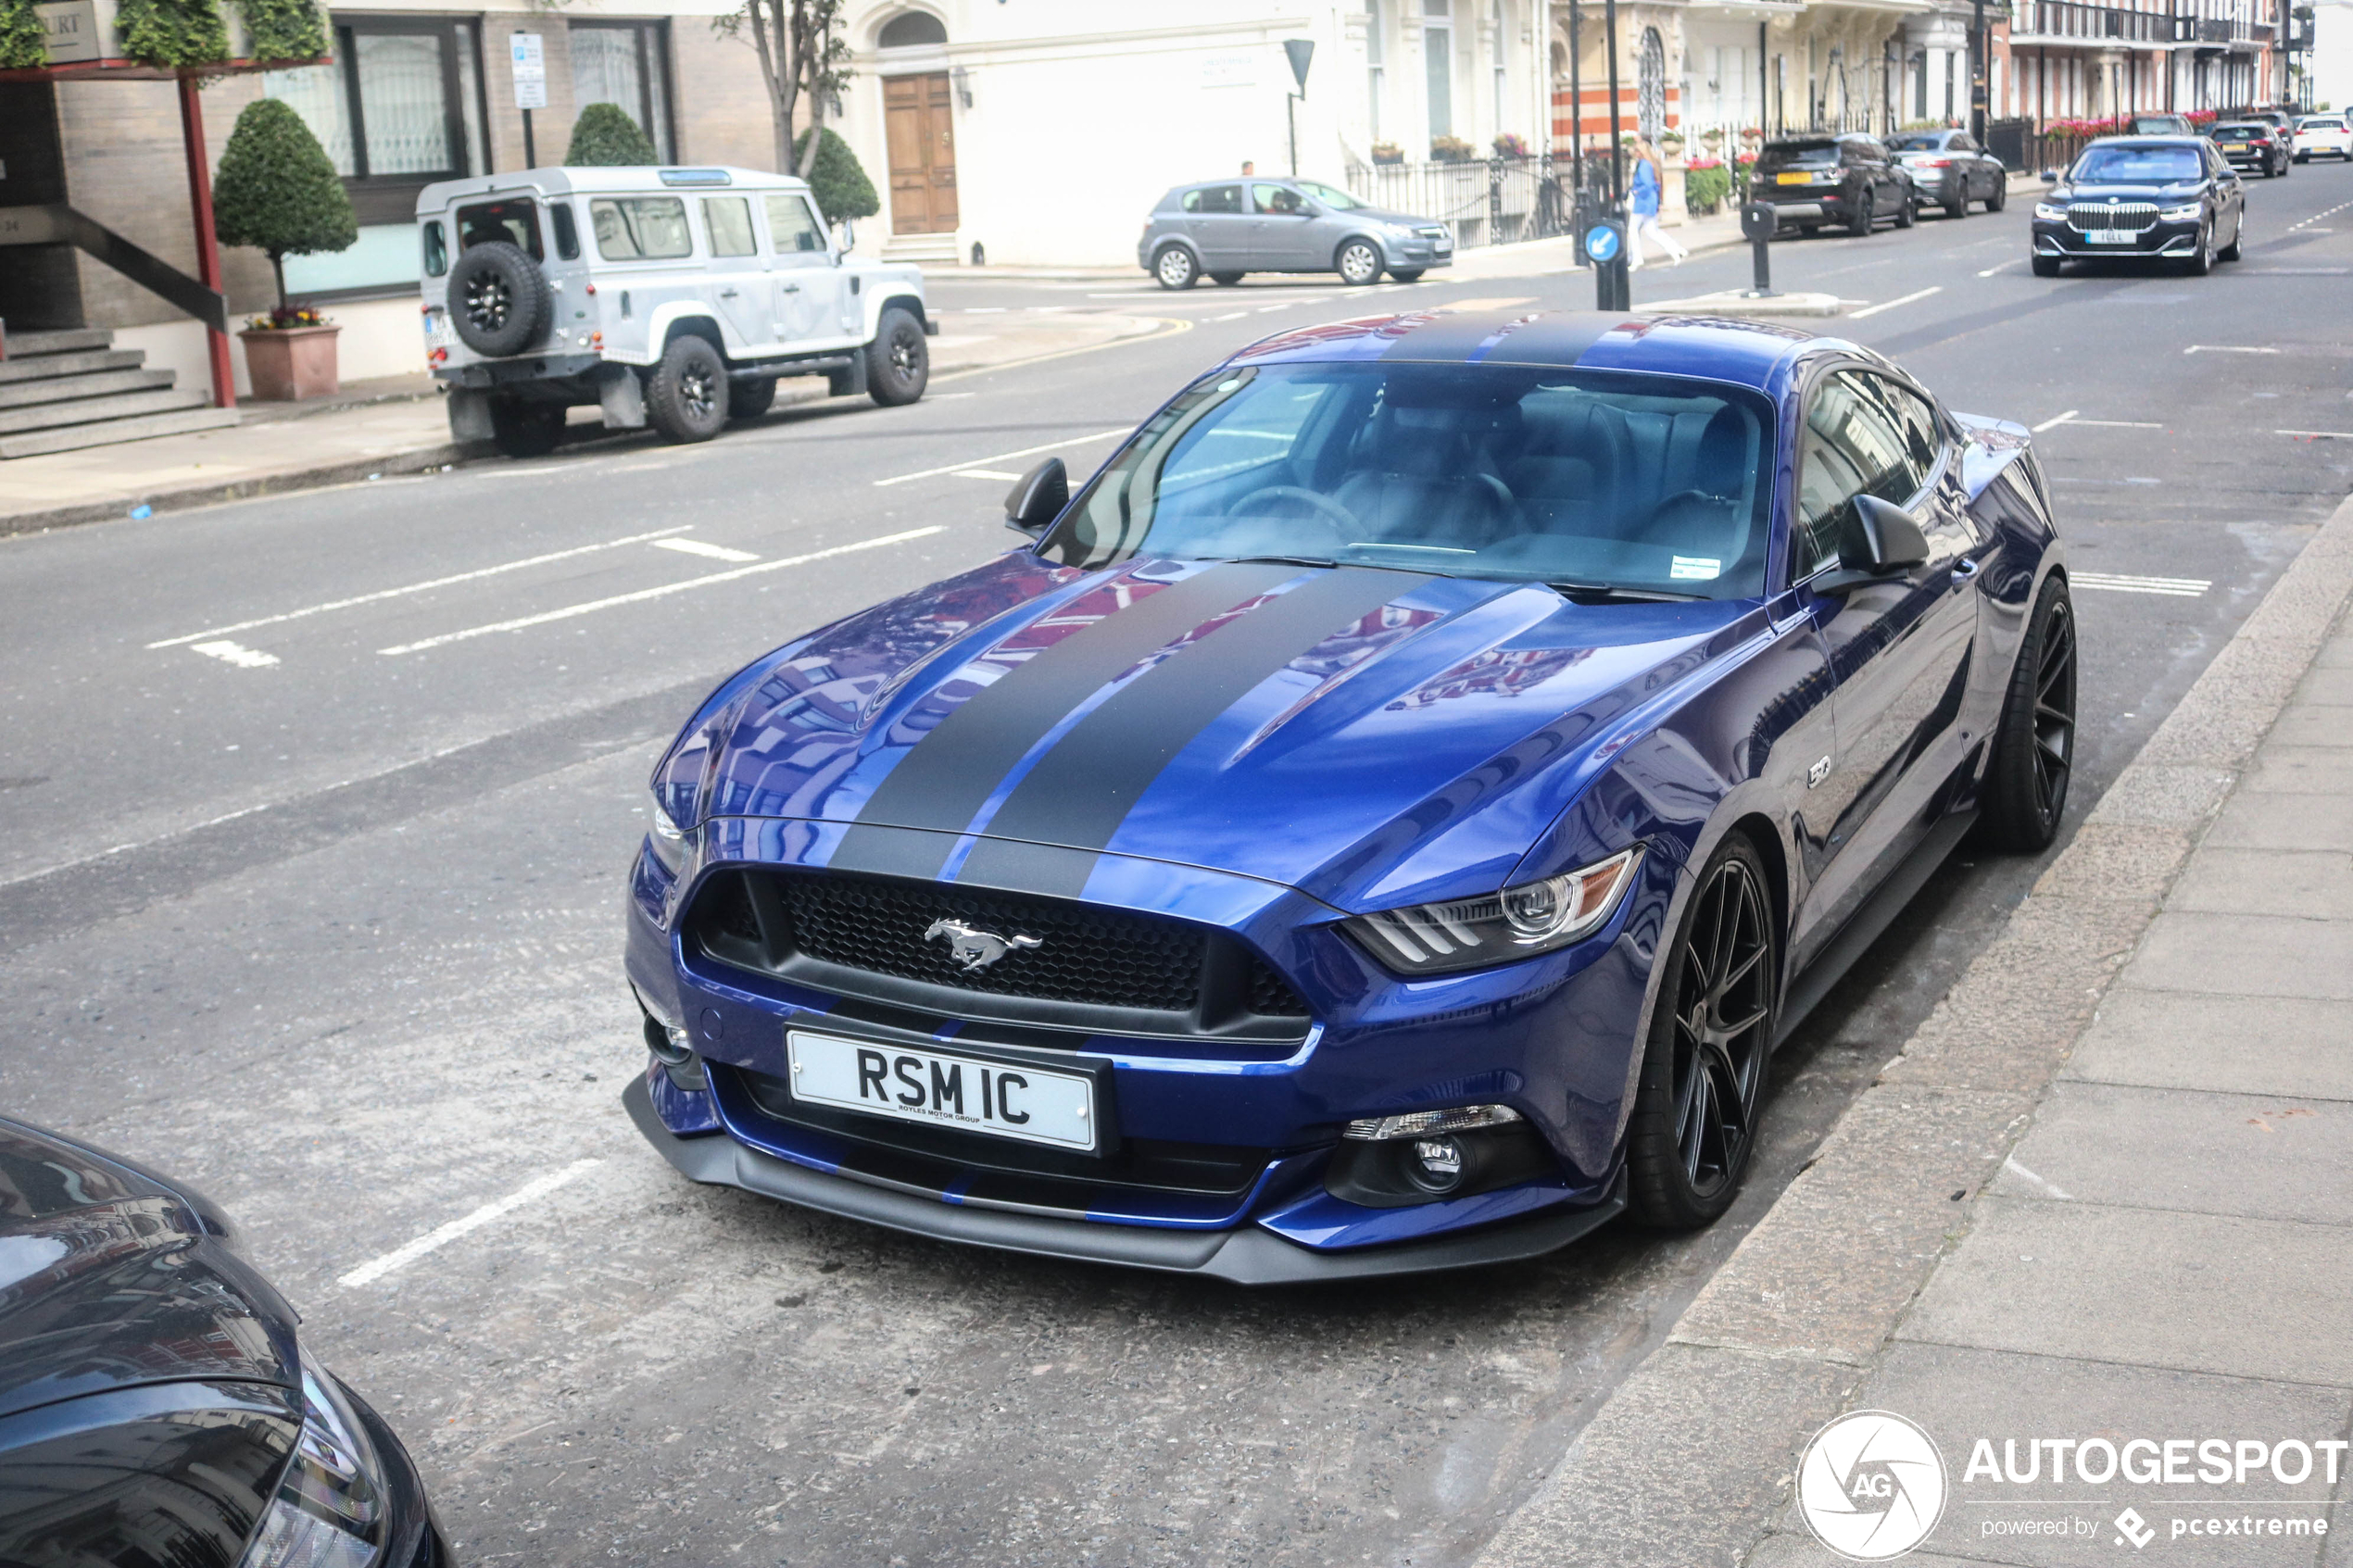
[1594,0,1630,308]
[1969,0,1989,143]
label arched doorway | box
[875,10,957,236]
[1638,27,1667,142]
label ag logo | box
[1796,1410,1948,1561]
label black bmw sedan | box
[2030,135,2245,277]
[0,1117,450,1568]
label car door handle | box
[1951,557,1982,584]
[781,283,800,294]
[719,288,740,298]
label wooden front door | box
[884,72,959,235]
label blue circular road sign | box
[1584,222,1623,263]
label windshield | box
[1039,363,1778,600]
[2210,124,2263,138]
[1294,180,1367,210]
[1758,143,1838,169]
[1886,133,1944,151]
[2070,145,2203,182]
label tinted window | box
[765,194,827,253]
[550,202,579,260]
[2071,145,2203,182]
[703,195,758,257]
[456,197,543,258]
[1949,133,1978,153]
[1796,372,1919,576]
[591,195,693,260]
[1041,363,1779,600]
[422,220,447,277]
[1886,132,1944,151]
[1758,143,1838,169]
[1184,184,1246,214]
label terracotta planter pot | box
[239,324,340,402]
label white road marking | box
[1977,260,2019,276]
[2032,409,2081,433]
[952,468,1024,482]
[649,537,760,563]
[1209,311,1251,321]
[2285,199,2353,233]
[1845,286,1942,320]
[2280,428,2353,440]
[377,527,946,656]
[147,525,695,649]
[1255,303,1291,312]
[2183,345,2280,355]
[2072,571,2210,596]
[190,639,280,669]
[339,1160,601,1287]
[2003,1157,2072,1201]
[2062,419,2164,429]
[875,428,1126,487]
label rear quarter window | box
[591,196,694,260]
[456,197,543,259]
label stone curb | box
[1472,492,2353,1568]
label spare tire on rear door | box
[447,241,551,358]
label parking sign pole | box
[510,31,547,169]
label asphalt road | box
[4,163,2350,1567]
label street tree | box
[713,0,850,175]
[211,96,358,311]
[566,102,658,166]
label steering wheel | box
[1232,485,1364,534]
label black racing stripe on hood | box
[956,568,1433,897]
[1375,310,1617,367]
[829,561,1301,882]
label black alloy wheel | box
[646,333,728,443]
[446,241,551,358]
[1976,576,2077,852]
[1627,834,1779,1228]
[864,306,929,407]
[1847,187,1875,237]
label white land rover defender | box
[416,166,933,457]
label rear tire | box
[1336,238,1385,284]
[646,334,728,444]
[1985,179,2007,212]
[1153,245,1200,289]
[2217,218,2242,263]
[1846,189,1874,237]
[864,306,929,407]
[1944,191,1968,220]
[1975,575,2077,853]
[486,395,563,459]
[1895,193,1919,229]
[1626,834,1779,1230]
[2032,254,2061,277]
[727,377,777,420]
[1208,270,1245,286]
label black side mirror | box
[2040,169,2060,184]
[1844,494,1931,573]
[1004,458,1068,536]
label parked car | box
[2124,113,2196,135]
[2294,113,2352,160]
[2244,108,2300,158]
[622,308,2077,1283]
[418,166,935,458]
[2211,118,2293,176]
[1886,128,2007,218]
[1139,177,1453,289]
[2032,136,2245,276]
[0,1116,450,1566]
[1752,134,1919,236]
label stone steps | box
[0,386,210,435]
[0,326,243,458]
[0,366,177,410]
[2,327,114,357]
[0,404,240,459]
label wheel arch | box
[651,307,729,361]
[1332,231,1387,269]
[872,292,928,339]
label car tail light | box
[428,346,447,364]
[1917,157,1950,167]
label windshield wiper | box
[1549,582,1704,604]
[1222,554,1340,570]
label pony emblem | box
[925,919,1044,972]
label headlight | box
[1345,847,1642,975]
[647,800,689,875]
[239,1350,385,1568]
[2033,202,2068,220]
[2158,203,2202,222]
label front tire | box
[1153,245,1200,290]
[2217,216,2242,262]
[1895,192,1919,229]
[864,306,929,407]
[646,334,728,444]
[1944,188,1968,220]
[1846,189,1874,237]
[1627,834,1779,1230]
[1336,238,1385,285]
[1985,179,2007,212]
[727,377,777,420]
[486,395,563,458]
[1975,575,2077,852]
[2184,222,2213,276]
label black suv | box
[1752,134,1918,237]
[1886,128,2007,220]
[2031,136,2245,277]
[2210,119,2291,177]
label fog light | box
[1409,1136,1466,1192]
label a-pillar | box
[176,74,235,410]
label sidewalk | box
[1476,490,2353,1567]
[0,310,1171,538]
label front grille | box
[2070,202,2159,234]
[688,868,1312,1040]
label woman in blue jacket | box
[1628,135,1688,270]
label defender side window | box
[422,220,447,277]
[763,194,828,255]
[590,196,693,261]
[702,195,758,257]
[549,203,580,261]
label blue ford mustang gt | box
[623,309,2075,1283]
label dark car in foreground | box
[623,308,2077,1283]
[0,1118,448,1567]
[2032,136,2245,275]
[1887,128,2007,218]
[1139,177,1452,289]
[2209,119,2292,177]
[1753,133,1919,235]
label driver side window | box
[1794,370,1919,577]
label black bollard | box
[1740,200,1779,299]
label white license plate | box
[786,1030,1098,1152]
[2085,231,2136,244]
[423,311,453,350]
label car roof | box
[2082,135,2208,146]
[1227,308,1828,392]
[417,164,811,210]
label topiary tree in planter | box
[566,102,658,166]
[212,95,358,310]
[793,125,878,226]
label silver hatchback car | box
[1139,177,1453,289]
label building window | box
[571,20,673,163]
[875,10,947,48]
[1426,0,1453,140]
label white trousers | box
[1627,215,1688,270]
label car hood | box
[0,1118,296,1421]
[670,554,1758,911]
[1344,205,1446,230]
